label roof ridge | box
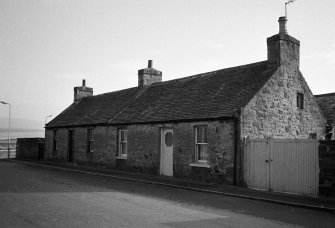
[315,92,335,97]
[150,60,268,86]
[87,86,138,99]
[84,61,268,98]
[47,59,275,127]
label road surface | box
[0,160,334,227]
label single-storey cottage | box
[45,17,325,185]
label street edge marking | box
[6,159,335,214]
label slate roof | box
[47,61,276,128]
[315,93,335,125]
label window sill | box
[189,163,210,168]
[116,155,127,160]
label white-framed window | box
[195,125,208,163]
[53,130,58,151]
[297,92,304,109]
[118,130,127,157]
[87,129,94,153]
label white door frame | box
[160,128,173,176]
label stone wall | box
[173,121,236,184]
[44,119,236,184]
[16,138,45,160]
[51,128,69,160]
[44,130,53,159]
[241,66,325,139]
[45,126,118,166]
[126,124,160,174]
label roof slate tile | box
[315,93,335,125]
[47,61,276,127]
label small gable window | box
[87,129,94,153]
[297,93,304,109]
[309,133,317,139]
[195,125,208,163]
[118,130,127,158]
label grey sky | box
[0,0,334,127]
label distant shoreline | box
[0,130,45,141]
[0,138,17,143]
[0,128,44,133]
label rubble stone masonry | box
[242,32,325,139]
[44,119,235,183]
[241,67,325,139]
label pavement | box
[7,158,335,214]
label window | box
[53,130,58,151]
[195,126,208,162]
[309,133,317,139]
[297,93,304,109]
[118,130,127,157]
[87,129,94,153]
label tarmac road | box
[0,160,334,227]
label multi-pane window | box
[195,126,208,162]
[87,129,94,153]
[118,130,127,157]
[297,93,304,109]
[53,130,58,151]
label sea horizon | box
[0,130,45,140]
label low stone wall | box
[319,140,335,196]
[16,138,45,160]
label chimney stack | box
[138,60,162,89]
[267,17,300,68]
[74,79,93,102]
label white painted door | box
[244,139,270,190]
[161,128,173,176]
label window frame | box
[194,125,208,163]
[87,129,94,153]
[118,129,128,158]
[297,92,304,109]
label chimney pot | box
[278,16,288,34]
[148,60,153,68]
[82,79,86,87]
